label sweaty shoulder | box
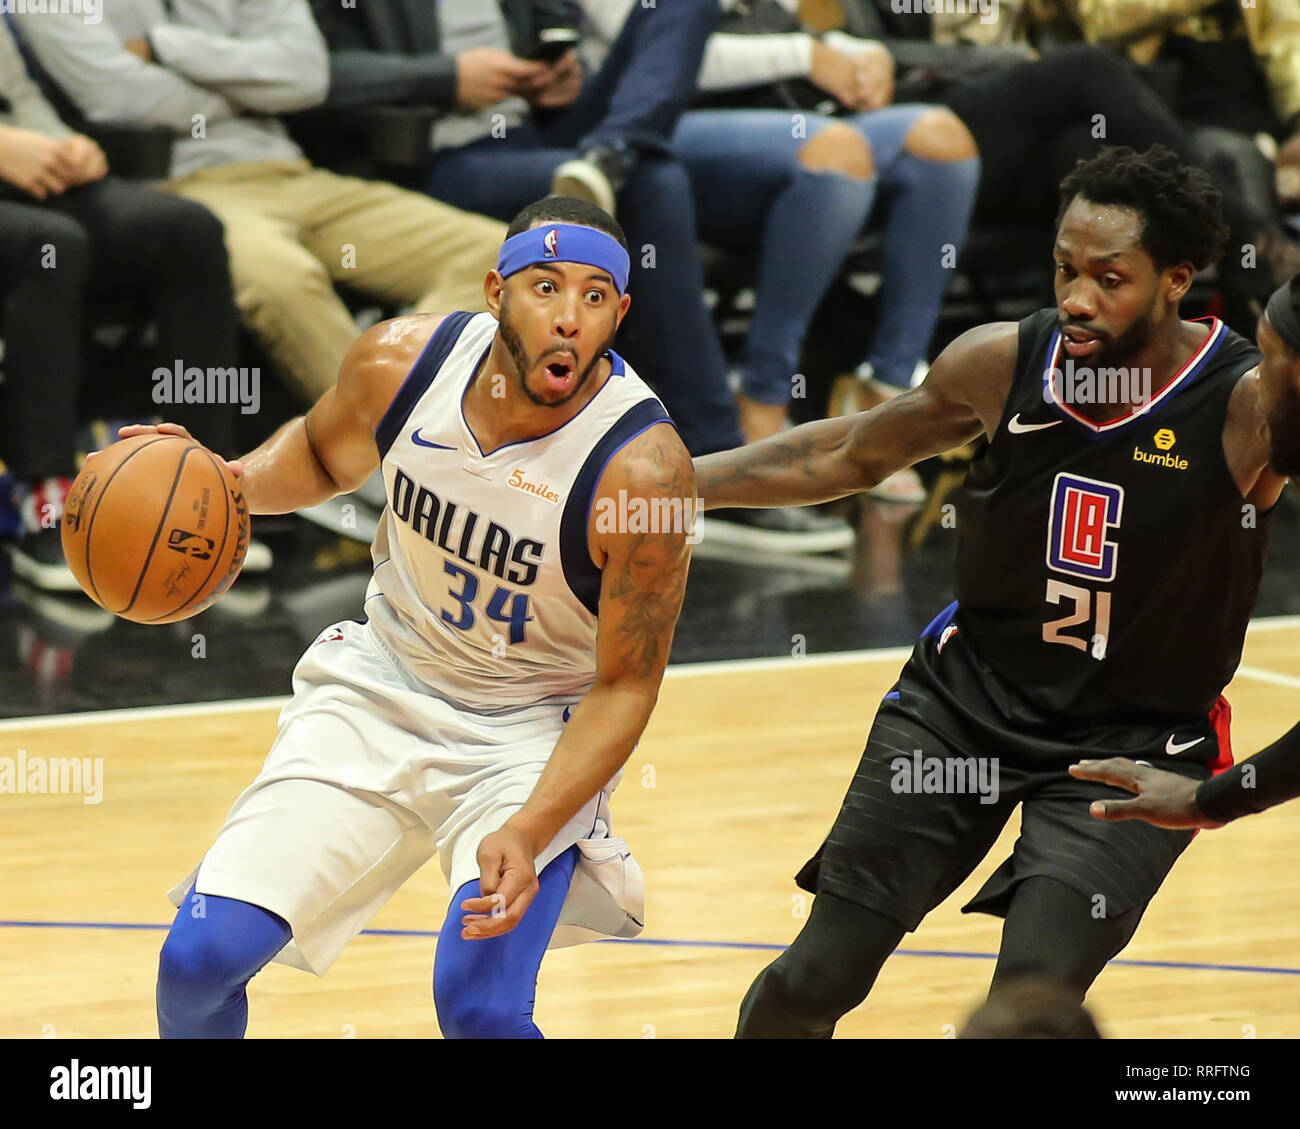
[924,320,1020,437]
[336,313,446,430]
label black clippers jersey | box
[953,308,1270,722]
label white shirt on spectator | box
[0,20,72,139]
[10,0,328,179]
[575,0,876,94]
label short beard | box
[499,293,617,408]
[1060,296,1159,377]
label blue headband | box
[497,223,630,295]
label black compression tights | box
[736,877,1145,1038]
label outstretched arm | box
[693,321,1019,509]
[1072,717,1300,828]
[462,422,693,939]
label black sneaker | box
[702,507,854,554]
[8,527,80,592]
[552,144,637,218]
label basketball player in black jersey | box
[1069,273,1300,830]
[694,144,1288,1037]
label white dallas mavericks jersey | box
[365,311,672,711]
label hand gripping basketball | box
[109,422,245,480]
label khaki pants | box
[160,160,505,402]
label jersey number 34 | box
[441,561,534,644]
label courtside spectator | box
[1032,0,1300,295]
[582,1,980,503]
[0,18,255,591]
[842,0,1300,329]
[12,0,505,409]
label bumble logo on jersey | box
[390,469,544,585]
[1133,428,1188,471]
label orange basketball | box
[61,434,250,624]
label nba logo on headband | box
[544,229,559,258]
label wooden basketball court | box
[3,619,1299,1039]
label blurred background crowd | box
[2,0,1299,600]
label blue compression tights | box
[434,845,579,1039]
[156,888,292,1038]
[156,846,580,1038]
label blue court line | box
[3,919,1299,976]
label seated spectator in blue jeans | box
[305,0,853,551]
[582,0,980,501]
[13,0,505,410]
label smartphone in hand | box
[527,27,580,64]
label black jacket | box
[841,0,1036,99]
[309,0,579,112]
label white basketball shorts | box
[167,618,644,975]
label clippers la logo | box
[1047,472,1123,582]
[544,229,559,258]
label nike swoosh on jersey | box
[1007,414,1064,434]
[1165,735,1206,756]
[411,429,457,450]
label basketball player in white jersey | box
[124,196,694,1038]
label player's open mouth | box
[543,361,575,391]
[1062,328,1103,358]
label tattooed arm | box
[693,322,1020,509]
[462,423,692,939]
